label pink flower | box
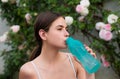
[25,13,32,24]
[76,4,83,13]
[100,55,110,67]
[76,4,89,16]
[78,16,85,22]
[104,24,112,31]
[10,25,20,33]
[99,29,113,41]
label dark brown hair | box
[29,11,62,61]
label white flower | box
[107,14,118,24]
[80,7,89,16]
[10,25,20,33]
[1,0,8,3]
[65,16,73,26]
[0,32,8,42]
[25,13,32,24]
[80,0,90,8]
[95,22,105,30]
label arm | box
[69,44,96,79]
[68,53,86,79]
[85,72,95,79]
[77,62,86,79]
[73,45,96,79]
[19,68,31,79]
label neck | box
[38,43,61,64]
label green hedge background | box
[0,0,120,79]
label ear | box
[38,29,47,40]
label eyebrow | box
[56,25,67,28]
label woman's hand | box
[72,44,97,63]
[72,44,96,79]
[84,44,96,79]
[84,44,96,58]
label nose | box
[64,30,69,37]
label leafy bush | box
[0,0,120,79]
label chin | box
[60,45,67,49]
[56,43,68,49]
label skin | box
[19,17,95,79]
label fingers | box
[84,44,97,58]
[90,53,97,58]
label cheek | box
[46,30,65,45]
[47,34,65,46]
[46,32,59,43]
[48,31,62,39]
[49,35,62,44]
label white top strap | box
[68,54,77,79]
[31,61,42,79]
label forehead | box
[50,17,67,28]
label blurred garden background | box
[0,0,120,79]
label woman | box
[19,11,95,79]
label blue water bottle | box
[66,37,101,74]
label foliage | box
[0,0,120,79]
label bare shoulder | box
[19,62,33,73]
[68,54,86,79]
[61,52,82,68]
[59,52,86,79]
[19,61,35,79]
[60,52,83,68]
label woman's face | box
[45,17,69,49]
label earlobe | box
[38,29,47,40]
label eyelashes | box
[57,27,68,31]
[56,25,68,31]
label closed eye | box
[56,25,68,31]
[57,28,62,30]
